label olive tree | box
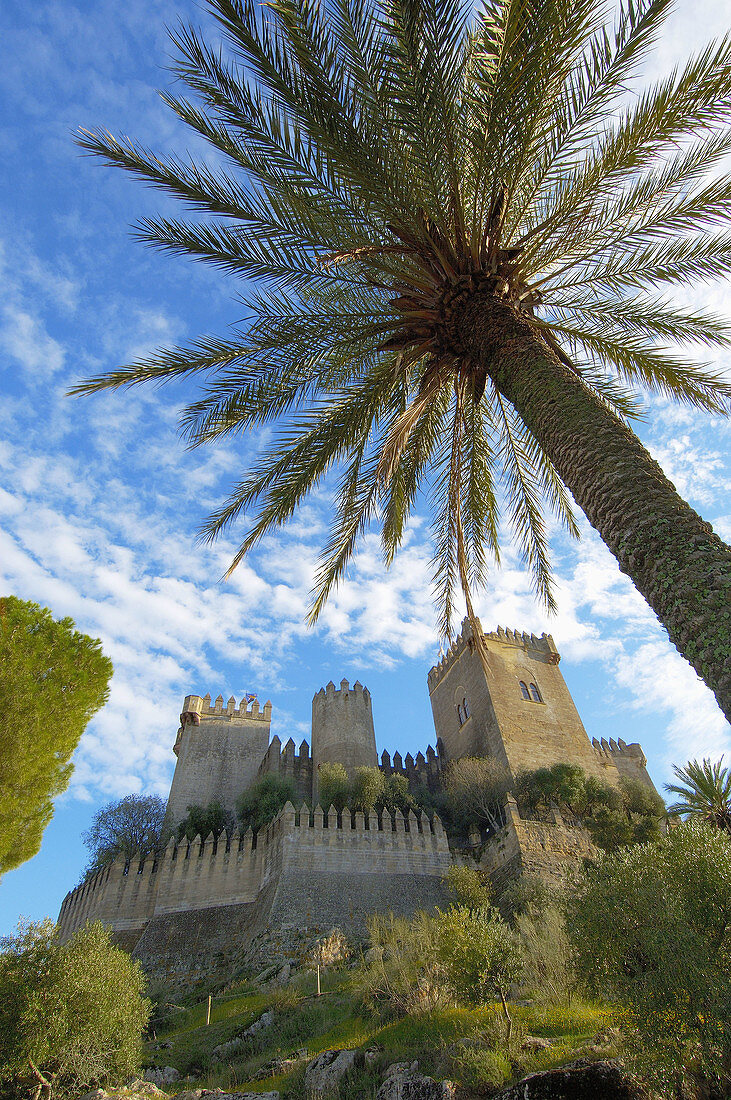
[0,919,150,1099]
[567,821,731,1094]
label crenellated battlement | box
[428,619,560,687]
[182,692,272,722]
[379,743,443,792]
[258,736,313,802]
[58,800,450,944]
[313,678,371,705]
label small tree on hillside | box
[435,906,523,1036]
[0,919,150,1099]
[82,795,166,874]
[0,596,113,876]
[236,775,295,833]
[567,821,731,1094]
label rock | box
[120,1083,168,1096]
[247,1008,275,1035]
[212,1009,275,1060]
[364,1046,382,1066]
[305,1048,361,1096]
[383,1061,418,1078]
[364,945,383,965]
[173,1092,279,1100]
[277,962,292,984]
[376,1071,456,1100]
[521,1036,554,1051]
[77,1091,108,1100]
[143,1066,180,1085]
[491,1060,650,1100]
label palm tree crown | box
[73,0,731,716]
[665,758,731,833]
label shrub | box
[356,912,450,1016]
[515,905,576,1003]
[499,873,553,921]
[434,906,523,1013]
[445,865,492,911]
[0,919,150,1098]
[317,763,350,812]
[83,795,166,875]
[177,799,235,842]
[446,757,512,834]
[567,821,731,1094]
[516,763,665,852]
[350,766,386,812]
[237,775,296,833]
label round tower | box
[311,679,377,801]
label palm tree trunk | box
[457,292,731,723]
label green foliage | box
[0,919,150,1097]
[499,873,554,922]
[0,596,113,876]
[515,906,576,1004]
[317,763,350,813]
[73,0,731,675]
[350,765,387,812]
[446,757,512,834]
[516,764,665,852]
[82,794,166,875]
[665,756,731,832]
[177,799,235,842]
[445,865,492,911]
[567,821,731,1093]
[236,776,296,834]
[356,912,450,1016]
[434,907,523,1007]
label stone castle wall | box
[58,803,452,948]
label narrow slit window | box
[456,704,465,725]
[519,681,530,700]
[529,683,543,703]
[463,697,470,719]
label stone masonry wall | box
[428,619,623,786]
[58,802,452,949]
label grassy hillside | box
[146,967,616,1098]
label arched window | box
[456,704,465,725]
[529,683,543,703]
[462,697,470,719]
[519,681,530,700]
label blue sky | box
[1,0,730,936]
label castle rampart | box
[58,802,452,947]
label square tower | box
[162,692,272,835]
[428,618,617,784]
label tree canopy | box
[567,821,731,1094]
[82,795,166,875]
[0,597,113,876]
[0,919,150,1099]
[73,0,731,717]
[665,757,731,833]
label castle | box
[57,618,658,983]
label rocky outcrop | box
[78,1086,279,1100]
[377,1062,457,1100]
[492,1060,650,1100]
[143,1066,179,1085]
[305,1048,362,1096]
[211,1009,275,1060]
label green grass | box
[146,977,616,1098]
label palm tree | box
[72,0,731,719]
[665,758,731,833]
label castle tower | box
[162,692,272,835]
[311,679,377,800]
[428,618,635,786]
